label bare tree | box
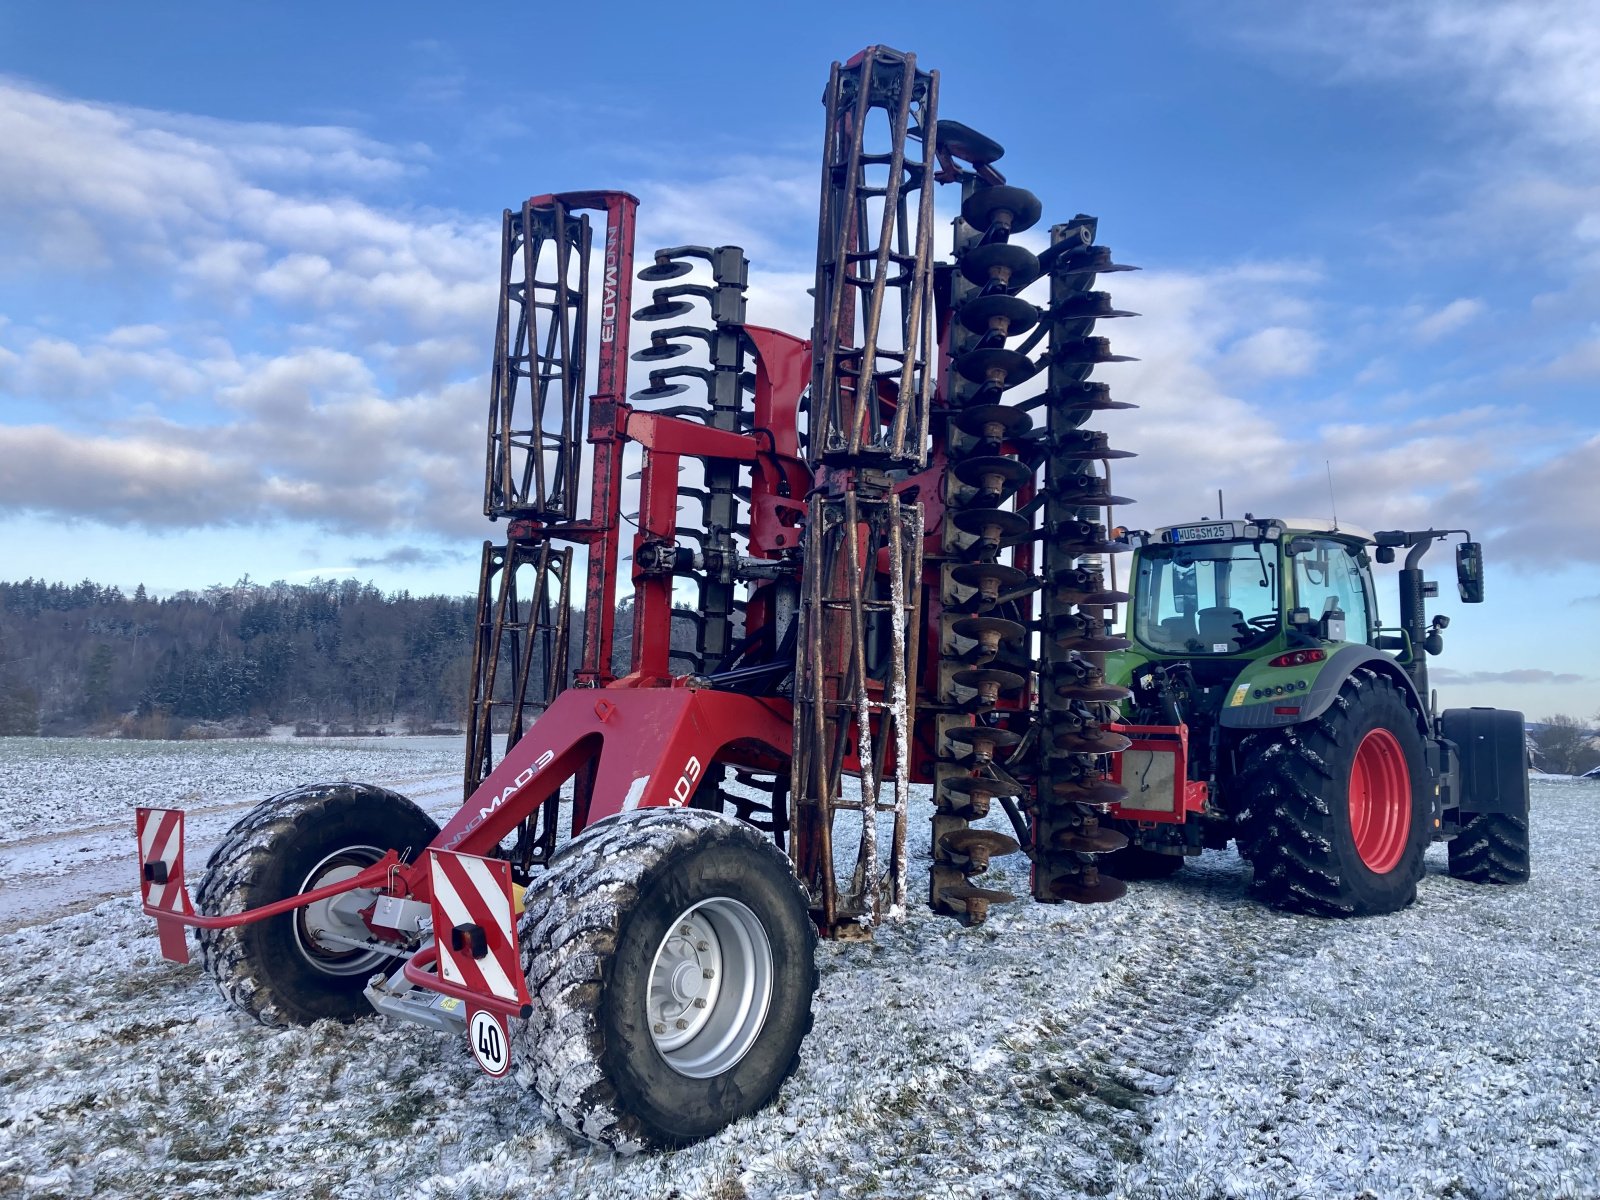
[1531,714,1600,776]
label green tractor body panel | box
[1216,643,1425,731]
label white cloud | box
[1413,297,1486,342]
[1243,1,1600,152]
[1223,326,1322,378]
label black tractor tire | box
[513,807,817,1153]
[195,783,440,1027]
[1235,667,1430,917]
[1442,706,1532,885]
[1101,836,1185,880]
[1448,812,1531,884]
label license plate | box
[1169,523,1232,543]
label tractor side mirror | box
[1375,545,1396,565]
[1456,541,1484,603]
[1285,537,1317,556]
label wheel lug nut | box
[678,925,691,936]
[675,1018,689,1030]
[693,997,707,1009]
[653,1022,666,1035]
[695,941,709,952]
[702,968,715,979]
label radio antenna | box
[1217,488,1224,521]
[1325,460,1339,530]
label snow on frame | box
[0,742,1595,1199]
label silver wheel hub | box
[295,846,385,976]
[647,898,773,1079]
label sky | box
[0,0,1597,720]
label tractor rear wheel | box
[1448,812,1531,884]
[195,783,440,1026]
[514,807,817,1152]
[1236,668,1429,917]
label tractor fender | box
[1440,706,1529,817]
[1219,644,1427,732]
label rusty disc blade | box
[957,292,1040,338]
[1051,780,1130,806]
[1054,681,1133,704]
[954,666,1027,695]
[950,506,1034,544]
[630,381,690,401]
[633,298,696,322]
[925,119,1005,167]
[1053,729,1133,755]
[950,561,1031,592]
[940,828,1022,859]
[1052,484,1137,508]
[955,346,1037,389]
[1052,336,1137,365]
[945,724,1024,756]
[939,882,1017,903]
[1049,871,1128,905]
[958,241,1042,291]
[1033,381,1137,412]
[951,401,1034,441]
[953,453,1034,494]
[631,340,692,361]
[1055,588,1132,606]
[637,259,694,282]
[953,614,1027,645]
[942,772,1023,800]
[1052,825,1130,854]
[1055,633,1132,654]
[962,184,1043,235]
[1051,430,1136,460]
[1048,291,1139,322]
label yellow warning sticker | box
[1230,683,1250,707]
[439,997,463,1012]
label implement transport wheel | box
[195,783,440,1026]
[514,808,817,1153]
[1237,668,1429,917]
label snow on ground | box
[0,744,1595,1200]
[0,736,466,931]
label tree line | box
[0,577,707,738]
[0,577,493,737]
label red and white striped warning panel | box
[136,807,195,963]
[428,850,530,1015]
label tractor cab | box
[1111,517,1378,732]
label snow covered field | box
[0,741,1595,1199]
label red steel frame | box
[138,191,823,1014]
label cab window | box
[1291,539,1371,641]
[1133,540,1279,654]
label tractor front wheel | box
[1237,668,1430,917]
[514,808,817,1152]
[194,783,440,1026]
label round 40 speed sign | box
[469,1007,512,1077]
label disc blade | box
[1049,871,1128,905]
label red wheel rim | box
[1349,728,1410,873]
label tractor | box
[135,45,1148,1152]
[1101,516,1532,914]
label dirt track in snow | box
[0,740,1595,1199]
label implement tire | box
[514,808,817,1153]
[195,783,439,1026]
[1236,667,1429,917]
